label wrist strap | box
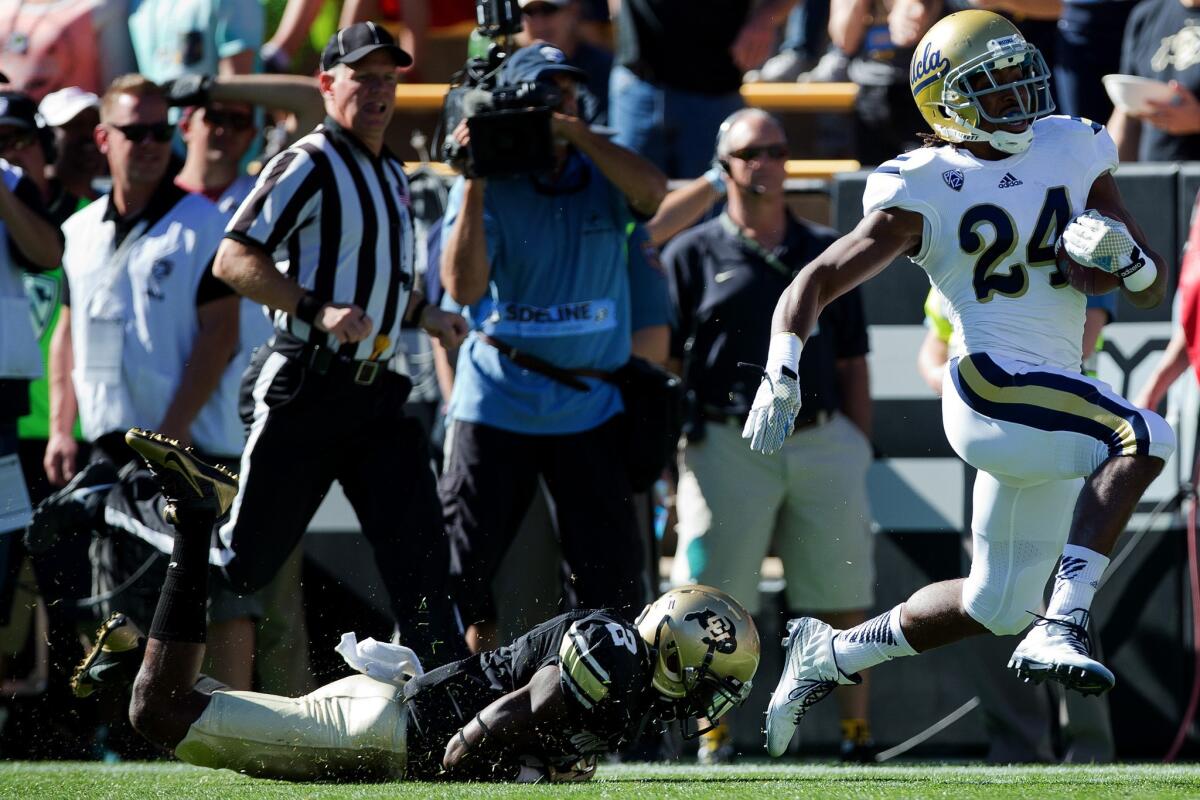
[295,292,323,325]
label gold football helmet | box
[910,10,1054,153]
[635,585,760,737]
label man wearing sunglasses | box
[45,76,259,681]
[50,74,238,472]
[660,108,877,762]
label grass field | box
[3,762,1200,799]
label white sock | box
[1045,544,1110,619]
[832,605,917,675]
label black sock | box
[148,513,215,643]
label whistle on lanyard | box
[369,334,391,362]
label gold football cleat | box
[72,612,145,698]
[124,428,239,523]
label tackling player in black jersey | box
[78,430,760,782]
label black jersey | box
[403,609,655,780]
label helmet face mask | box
[635,585,760,739]
[912,10,1055,154]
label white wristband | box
[766,332,802,376]
[1122,260,1157,293]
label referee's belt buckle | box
[354,360,380,385]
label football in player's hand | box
[1056,246,1122,295]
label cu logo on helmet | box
[685,609,738,655]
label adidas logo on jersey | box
[998,172,1023,188]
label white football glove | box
[1058,210,1155,290]
[742,333,803,455]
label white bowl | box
[1102,74,1175,115]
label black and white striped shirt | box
[225,116,415,362]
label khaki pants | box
[672,413,874,614]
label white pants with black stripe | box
[942,353,1176,635]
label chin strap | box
[986,127,1035,154]
[940,110,1036,154]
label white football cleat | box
[764,617,860,757]
[1008,609,1115,696]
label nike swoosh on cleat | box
[714,270,739,283]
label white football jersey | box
[864,115,1118,371]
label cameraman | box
[441,42,668,650]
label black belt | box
[270,336,387,386]
[701,407,832,432]
[477,333,611,392]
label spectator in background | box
[517,0,613,124]
[46,76,237,474]
[4,88,93,608]
[836,0,941,165]
[1108,0,1200,162]
[40,77,261,692]
[609,0,797,178]
[0,88,69,757]
[1055,0,1140,122]
[440,44,668,651]
[750,0,834,83]
[0,0,136,101]
[338,1,438,81]
[38,88,104,205]
[661,109,876,763]
[128,0,265,82]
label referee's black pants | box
[220,345,465,666]
[441,417,648,627]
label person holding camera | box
[661,109,877,761]
[440,42,669,651]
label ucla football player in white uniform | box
[744,10,1177,757]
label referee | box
[212,22,468,665]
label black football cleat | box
[72,612,145,698]
[124,429,238,525]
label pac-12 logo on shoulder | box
[943,170,964,191]
[685,608,737,654]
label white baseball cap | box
[38,87,100,127]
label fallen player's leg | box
[118,429,409,781]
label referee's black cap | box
[321,22,413,71]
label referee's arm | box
[214,239,373,344]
